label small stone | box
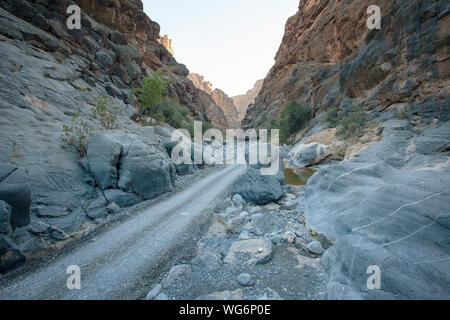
[239,211,249,219]
[167,264,191,281]
[237,273,255,286]
[145,283,162,300]
[226,207,240,215]
[226,217,243,234]
[232,194,246,207]
[264,203,280,211]
[282,231,296,244]
[307,241,325,255]
[154,293,169,300]
[107,202,120,214]
[248,207,261,214]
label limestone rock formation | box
[188,73,213,94]
[158,34,174,56]
[211,89,241,128]
[243,0,449,129]
[232,80,263,122]
[189,73,241,128]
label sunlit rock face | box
[243,0,450,129]
[232,79,263,122]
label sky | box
[142,0,299,97]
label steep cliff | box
[188,72,241,128]
[0,0,230,271]
[243,0,449,128]
[232,79,263,122]
[211,89,241,128]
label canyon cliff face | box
[232,79,263,122]
[0,0,231,271]
[243,0,449,128]
[74,0,229,130]
[211,89,241,128]
[188,73,241,127]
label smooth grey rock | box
[103,189,140,208]
[191,253,222,271]
[154,293,169,300]
[85,196,107,220]
[0,234,25,273]
[86,133,122,189]
[307,241,325,255]
[232,169,283,205]
[106,202,120,214]
[237,273,255,287]
[232,194,246,207]
[167,264,191,281]
[0,201,12,235]
[304,120,450,299]
[145,283,162,300]
[226,207,240,215]
[0,168,31,228]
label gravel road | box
[0,165,246,300]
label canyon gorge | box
[0,0,449,301]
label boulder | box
[0,167,31,228]
[306,241,325,255]
[86,134,122,189]
[304,120,450,299]
[0,201,12,235]
[86,132,176,200]
[232,194,246,207]
[0,234,25,273]
[191,252,222,271]
[103,189,140,208]
[167,264,191,281]
[289,143,331,168]
[231,169,283,205]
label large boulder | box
[86,132,176,200]
[0,201,12,235]
[303,120,450,299]
[0,167,31,228]
[289,143,332,168]
[231,169,283,205]
[86,134,122,189]
[0,234,25,273]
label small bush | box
[117,43,142,64]
[158,98,191,128]
[326,107,339,128]
[62,96,124,157]
[336,107,368,139]
[272,101,311,143]
[133,71,169,115]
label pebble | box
[307,241,325,255]
[237,273,255,286]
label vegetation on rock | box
[62,96,124,157]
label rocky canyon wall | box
[188,73,241,128]
[232,79,263,122]
[243,0,449,128]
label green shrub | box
[117,43,142,64]
[326,107,339,128]
[157,98,191,128]
[133,71,169,115]
[274,101,311,143]
[62,96,124,157]
[336,107,368,139]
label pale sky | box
[142,0,299,96]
